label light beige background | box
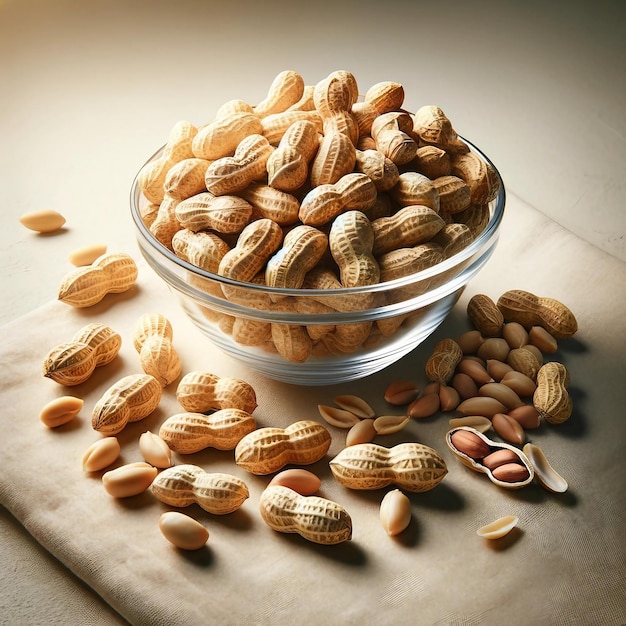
[1,1,625,625]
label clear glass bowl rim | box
[129,136,505,300]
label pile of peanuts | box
[39,288,456,547]
[135,69,502,362]
[39,284,577,548]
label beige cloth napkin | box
[1,195,625,626]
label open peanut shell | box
[445,426,534,489]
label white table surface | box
[1,1,625,624]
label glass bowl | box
[130,138,505,386]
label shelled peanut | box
[417,290,577,438]
[43,323,122,385]
[135,69,502,362]
[446,427,534,489]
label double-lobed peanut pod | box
[266,225,328,289]
[163,158,212,201]
[205,134,274,196]
[176,371,257,414]
[432,175,471,214]
[253,70,305,118]
[137,120,198,204]
[309,130,356,187]
[371,112,418,165]
[354,149,399,192]
[172,229,231,274]
[266,119,320,191]
[149,194,181,250]
[158,409,257,454]
[446,426,534,489]
[57,252,138,308]
[92,373,162,435]
[299,172,377,227]
[239,183,300,226]
[133,313,182,387]
[43,322,122,385]
[467,293,504,337]
[391,172,440,212]
[329,210,380,287]
[259,485,352,545]
[151,464,249,514]
[496,290,578,339]
[451,150,500,205]
[313,70,359,145]
[175,191,253,235]
[412,105,469,155]
[218,218,283,284]
[364,80,405,113]
[371,205,444,257]
[192,111,262,161]
[533,361,572,424]
[329,442,448,492]
[235,420,332,475]
[425,338,463,384]
[261,110,323,145]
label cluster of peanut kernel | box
[136,69,501,362]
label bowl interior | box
[130,137,505,385]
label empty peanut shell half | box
[333,394,375,418]
[523,443,568,493]
[477,515,519,539]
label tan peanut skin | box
[329,442,448,492]
[446,426,534,489]
[158,409,256,454]
[92,374,162,435]
[40,396,83,428]
[102,462,157,498]
[259,485,352,545]
[235,420,332,475]
[151,464,249,515]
